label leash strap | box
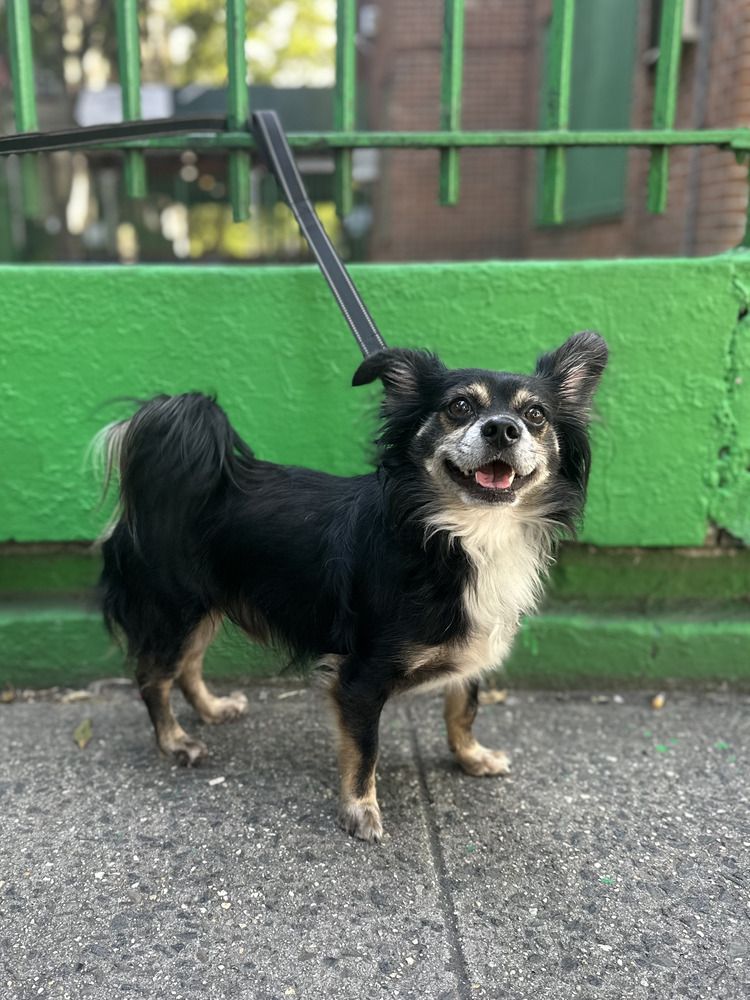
[251,110,387,358]
[0,116,228,155]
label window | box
[538,0,640,224]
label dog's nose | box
[481,418,521,445]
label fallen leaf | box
[0,684,16,704]
[652,693,666,710]
[72,718,93,750]
[62,690,93,704]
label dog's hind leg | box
[175,615,248,724]
[329,660,388,843]
[136,658,208,766]
[444,680,511,777]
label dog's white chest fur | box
[426,507,553,682]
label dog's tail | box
[93,393,254,547]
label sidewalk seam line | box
[407,702,473,1000]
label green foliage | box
[165,0,336,87]
[0,1,334,92]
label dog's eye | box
[448,397,473,418]
[524,405,546,425]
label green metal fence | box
[2,0,750,234]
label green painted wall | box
[1,256,749,546]
[3,602,749,690]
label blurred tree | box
[164,0,335,88]
[0,0,338,265]
[0,0,335,96]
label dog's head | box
[353,331,608,526]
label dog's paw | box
[200,692,248,725]
[339,801,384,843]
[160,734,207,767]
[456,745,511,777]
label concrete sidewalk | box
[1,681,749,1000]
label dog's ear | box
[535,331,608,410]
[352,348,446,398]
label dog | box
[96,331,607,842]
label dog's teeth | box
[508,469,516,485]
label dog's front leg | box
[444,680,511,777]
[329,660,388,843]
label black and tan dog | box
[97,332,607,841]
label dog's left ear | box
[352,348,446,399]
[535,330,608,410]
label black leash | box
[0,116,228,155]
[0,110,387,358]
[251,110,386,358]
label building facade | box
[362,0,750,261]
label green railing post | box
[226,0,250,223]
[541,0,575,225]
[439,0,465,206]
[334,0,356,218]
[742,159,750,249]
[6,0,40,218]
[115,0,147,197]
[648,0,684,213]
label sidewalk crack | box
[406,703,473,1000]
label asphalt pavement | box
[1,679,749,1000]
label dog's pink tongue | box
[475,461,513,489]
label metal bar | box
[115,0,147,197]
[334,0,356,218]
[541,0,575,224]
[226,0,250,222]
[6,0,40,218]
[3,127,750,157]
[439,0,465,206]
[55,130,750,152]
[6,0,38,132]
[648,0,684,213]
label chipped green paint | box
[2,256,748,546]
[709,272,750,542]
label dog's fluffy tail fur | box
[95,393,251,521]
[95,394,255,654]
[93,393,254,560]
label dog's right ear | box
[352,348,446,399]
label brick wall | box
[363,0,750,261]
[366,0,533,260]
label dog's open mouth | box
[444,459,533,502]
